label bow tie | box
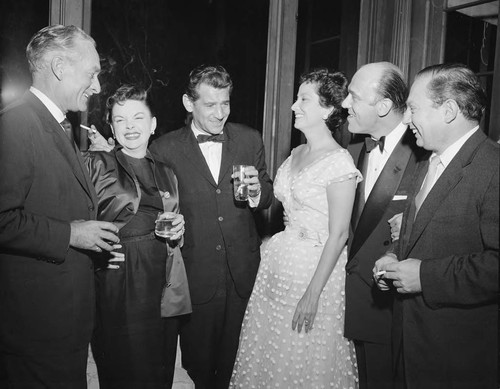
[365,136,385,153]
[197,133,225,143]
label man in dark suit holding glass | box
[149,65,273,389]
[0,25,119,387]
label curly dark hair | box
[185,64,233,101]
[105,84,155,124]
[299,68,348,132]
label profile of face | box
[291,82,332,132]
[58,39,101,113]
[341,66,380,135]
[404,75,445,152]
[110,99,157,157]
[183,83,230,135]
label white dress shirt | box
[30,87,67,130]
[420,125,479,192]
[364,122,407,200]
[191,123,260,207]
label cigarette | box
[80,124,97,134]
[375,270,386,277]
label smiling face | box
[291,82,332,132]
[404,75,447,153]
[341,65,381,135]
[183,83,230,135]
[110,99,157,157]
[58,39,101,113]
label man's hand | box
[237,165,261,198]
[70,220,120,252]
[383,258,422,294]
[373,253,399,291]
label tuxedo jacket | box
[149,123,273,304]
[0,91,98,355]
[344,129,427,344]
[393,130,499,388]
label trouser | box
[180,268,249,389]
[354,340,394,389]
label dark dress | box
[87,149,190,389]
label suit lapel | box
[27,92,97,206]
[350,133,413,259]
[179,126,218,187]
[403,130,487,258]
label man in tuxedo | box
[375,63,498,389]
[0,25,120,388]
[342,62,426,389]
[149,65,273,389]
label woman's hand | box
[166,213,185,241]
[107,244,124,270]
[292,289,319,334]
[85,125,115,152]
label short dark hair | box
[106,84,154,123]
[26,25,96,73]
[185,65,233,101]
[299,68,348,132]
[415,63,486,123]
[376,66,408,114]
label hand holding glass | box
[155,212,184,239]
[233,165,250,201]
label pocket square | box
[392,195,407,201]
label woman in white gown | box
[230,69,360,389]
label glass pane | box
[445,11,497,135]
[89,0,269,139]
[0,0,49,109]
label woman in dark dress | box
[86,85,191,388]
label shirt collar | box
[377,121,407,155]
[30,86,65,123]
[434,126,479,169]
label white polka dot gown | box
[230,148,360,389]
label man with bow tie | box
[149,65,273,389]
[341,62,427,389]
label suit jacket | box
[394,129,499,388]
[345,129,426,344]
[0,91,98,355]
[149,123,273,304]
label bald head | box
[359,62,408,114]
[342,62,408,137]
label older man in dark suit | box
[149,65,273,389]
[343,62,427,389]
[375,63,499,389]
[0,25,119,388]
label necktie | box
[414,155,442,215]
[365,136,385,153]
[60,118,74,144]
[196,133,225,143]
